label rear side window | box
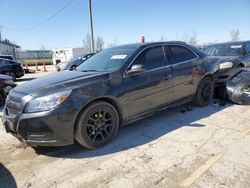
[0,59,10,65]
[245,42,250,54]
[132,46,168,71]
[169,45,197,64]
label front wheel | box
[75,101,119,149]
[193,77,214,106]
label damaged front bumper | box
[215,68,250,105]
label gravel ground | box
[0,71,250,188]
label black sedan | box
[0,58,25,81]
[56,53,95,71]
[205,41,250,68]
[2,42,220,149]
[0,74,16,106]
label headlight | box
[219,62,233,69]
[4,79,15,86]
[25,90,72,113]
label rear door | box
[167,45,199,101]
[243,42,250,67]
[0,59,11,73]
[123,45,173,118]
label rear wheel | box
[193,77,214,106]
[4,71,16,81]
[75,101,119,149]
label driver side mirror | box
[126,64,145,76]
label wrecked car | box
[205,41,250,68]
[2,42,220,149]
[215,68,250,105]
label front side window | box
[169,45,197,64]
[131,46,167,71]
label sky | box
[0,0,250,50]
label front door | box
[122,45,174,118]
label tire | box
[75,101,119,149]
[4,71,16,81]
[0,93,4,106]
[193,76,214,106]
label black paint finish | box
[2,42,219,146]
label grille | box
[6,94,23,117]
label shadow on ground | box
[0,163,17,188]
[34,102,230,159]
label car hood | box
[13,70,106,95]
[0,74,13,80]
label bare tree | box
[159,36,165,42]
[183,32,198,45]
[83,33,105,52]
[39,45,46,50]
[107,38,119,48]
[230,29,240,41]
[82,32,92,52]
[95,36,105,51]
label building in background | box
[0,41,20,60]
[17,50,52,65]
[52,48,88,65]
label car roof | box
[110,41,187,50]
[110,41,206,58]
[207,40,250,47]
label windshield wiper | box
[81,70,98,72]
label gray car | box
[205,41,250,67]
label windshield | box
[205,43,243,56]
[76,48,136,72]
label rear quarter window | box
[0,59,10,65]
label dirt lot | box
[1,70,250,188]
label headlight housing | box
[4,79,15,86]
[25,90,72,113]
[219,62,233,69]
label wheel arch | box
[238,63,245,67]
[201,73,214,82]
[195,73,214,95]
[74,96,124,131]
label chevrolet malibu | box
[2,42,220,149]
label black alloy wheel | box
[193,77,214,106]
[75,101,119,149]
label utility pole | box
[88,0,95,52]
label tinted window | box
[132,46,167,71]
[0,56,13,60]
[169,45,197,64]
[245,42,250,54]
[0,59,10,65]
